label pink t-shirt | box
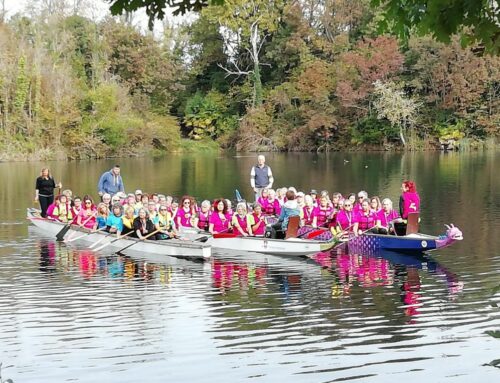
[176,207,194,228]
[354,210,377,231]
[209,212,231,233]
[252,213,266,235]
[264,199,281,216]
[376,209,400,228]
[336,210,354,231]
[78,208,97,229]
[302,206,317,226]
[197,209,211,231]
[316,205,333,227]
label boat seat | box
[285,216,300,239]
[406,212,419,235]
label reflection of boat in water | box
[27,208,211,260]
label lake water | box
[0,152,499,382]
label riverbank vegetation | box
[0,0,498,160]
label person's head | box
[97,202,108,215]
[171,200,179,210]
[112,203,123,217]
[213,199,228,213]
[225,199,232,209]
[141,194,149,204]
[381,198,393,212]
[296,191,305,203]
[338,199,345,209]
[261,188,269,198]
[181,196,192,210]
[159,195,167,204]
[304,194,314,207]
[257,154,265,166]
[73,196,82,208]
[320,190,329,199]
[319,195,328,207]
[137,207,148,219]
[151,193,159,203]
[125,206,135,218]
[112,165,120,176]
[83,196,93,209]
[402,180,417,193]
[135,189,143,202]
[62,189,72,200]
[348,193,356,204]
[332,192,342,204]
[158,205,169,216]
[268,189,276,200]
[286,190,295,201]
[40,168,51,178]
[147,201,157,213]
[201,200,211,212]
[111,194,120,205]
[357,191,368,202]
[370,196,381,211]
[59,195,67,204]
[236,202,247,215]
[117,192,127,203]
[288,187,297,195]
[166,195,173,204]
[127,193,136,205]
[343,199,353,211]
[253,203,262,215]
[310,189,318,198]
[361,198,370,212]
[102,193,112,204]
[276,187,286,198]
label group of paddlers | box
[36,165,420,242]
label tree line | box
[0,0,498,160]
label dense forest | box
[0,0,498,160]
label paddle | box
[56,211,95,241]
[89,229,117,249]
[65,226,107,243]
[94,230,135,252]
[114,229,161,254]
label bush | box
[352,116,399,145]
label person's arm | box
[97,172,107,196]
[35,178,40,201]
[232,216,246,236]
[208,223,215,234]
[267,167,274,188]
[247,215,254,236]
[250,166,256,190]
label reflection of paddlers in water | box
[35,167,62,218]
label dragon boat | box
[27,208,211,260]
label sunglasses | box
[184,201,190,205]
[85,201,92,205]
[160,208,167,211]
[344,204,352,207]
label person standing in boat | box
[399,180,420,219]
[250,154,274,202]
[35,167,62,218]
[97,165,124,198]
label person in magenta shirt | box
[316,196,334,227]
[176,196,196,228]
[264,189,281,216]
[257,188,269,208]
[77,196,97,229]
[232,202,254,236]
[194,200,212,232]
[209,199,232,234]
[353,199,377,236]
[376,198,400,234]
[336,200,355,232]
[302,195,318,227]
[399,180,421,219]
[251,203,267,236]
[353,190,368,214]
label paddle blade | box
[55,224,71,241]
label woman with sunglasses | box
[353,199,377,236]
[154,205,176,239]
[77,196,97,229]
[209,199,232,234]
[336,200,355,233]
[175,196,196,228]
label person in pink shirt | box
[399,180,420,219]
[194,200,212,232]
[77,196,97,229]
[336,200,355,233]
[257,188,269,208]
[176,196,196,228]
[251,203,267,236]
[316,196,334,228]
[264,189,281,216]
[353,190,368,214]
[376,198,400,234]
[232,202,254,236]
[209,198,232,234]
[302,195,318,227]
[353,199,377,236]
[370,196,382,214]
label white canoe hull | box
[27,209,211,260]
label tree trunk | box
[250,21,262,107]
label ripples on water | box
[0,227,499,383]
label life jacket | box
[197,210,211,231]
[234,214,250,234]
[53,203,73,222]
[157,212,173,231]
[356,211,377,231]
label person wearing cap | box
[97,165,124,197]
[134,189,143,203]
[250,154,274,202]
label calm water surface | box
[0,152,499,382]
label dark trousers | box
[39,195,54,218]
[270,222,285,239]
